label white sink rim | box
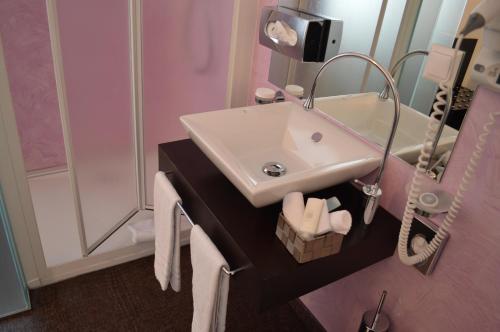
[180,102,381,207]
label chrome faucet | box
[378,50,450,173]
[378,50,429,99]
[303,52,401,225]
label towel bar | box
[176,202,248,276]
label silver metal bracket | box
[176,202,248,276]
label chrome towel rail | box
[176,201,247,276]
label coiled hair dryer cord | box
[398,36,500,266]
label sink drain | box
[262,162,287,177]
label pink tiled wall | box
[0,0,66,171]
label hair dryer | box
[461,0,500,91]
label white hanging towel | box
[190,225,230,332]
[154,171,181,292]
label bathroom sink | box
[180,102,380,207]
[315,93,459,164]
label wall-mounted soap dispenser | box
[259,6,342,62]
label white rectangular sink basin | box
[315,93,459,164]
[180,102,380,207]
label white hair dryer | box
[461,0,500,91]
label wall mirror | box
[267,0,478,182]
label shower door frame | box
[46,0,145,256]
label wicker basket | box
[275,213,343,263]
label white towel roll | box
[330,210,352,235]
[282,192,305,232]
[299,198,324,239]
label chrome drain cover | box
[262,162,287,177]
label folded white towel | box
[190,225,230,332]
[154,172,181,292]
[282,192,304,232]
[316,199,332,236]
[299,198,324,239]
[329,210,352,235]
[128,218,155,244]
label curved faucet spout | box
[379,50,429,99]
[303,52,401,224]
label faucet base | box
[353,180,382,225]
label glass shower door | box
[55,0,139,253]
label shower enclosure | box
[1,0,234,272]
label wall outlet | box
[408,216,449,275]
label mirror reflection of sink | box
[180,102,381,207]
[315,92,459,164]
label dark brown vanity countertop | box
[159,139,400,310]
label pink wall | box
[0,0,66,171]
[142,0,234,205]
